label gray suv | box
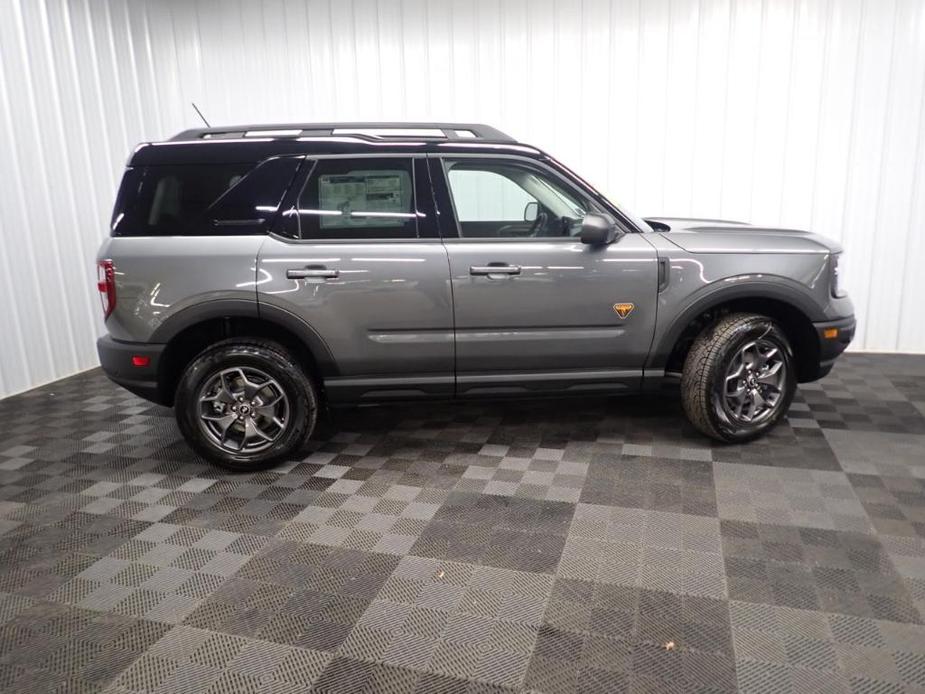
[96,122,855,470]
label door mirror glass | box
[523,201,539,222]
[579,212,620,245]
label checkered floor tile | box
[0,353,923,692]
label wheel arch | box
[152,300,337,406]
[651,282,823,383]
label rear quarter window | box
[111,157,303,236]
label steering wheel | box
[495,210,548,237]
[536,214,576,238]
[527,210,548,236]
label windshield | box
[609,200,653,232]
[544,156,654,232]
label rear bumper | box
[809,315,856,380]
[97,335,169,405]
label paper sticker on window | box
[318,170,410,228]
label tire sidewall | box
[707,318,796,442]
[175,343,316,470]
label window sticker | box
[318,171,409,227]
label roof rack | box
[169,122,515,143]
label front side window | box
[293,158,418,240]
[444,159,590,239]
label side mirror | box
[523,201,539,222]
[579,212,620,245]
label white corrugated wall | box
[1,0,924,399]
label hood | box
[644,217,842,255]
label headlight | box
[831,253,847,298]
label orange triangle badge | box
[613,302,635,319]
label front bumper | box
[810,315,856,380]
[97,335,169,405]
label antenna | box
[191,102,210,127]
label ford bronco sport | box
[97,122,855,470]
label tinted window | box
[291,158,418,240]
[209,156,304,234]
[444,159,589,239]
[111,157,302,236]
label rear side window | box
[290,158,418,240]
[111,156,302,236]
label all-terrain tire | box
[175,339,318,471]
[681,313,796,443]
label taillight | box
[97,259,116,319]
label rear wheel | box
[681,313,796,442]
[175,339,317,470]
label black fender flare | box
[647,279,825,370]
[149,298,339,376]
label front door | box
[256,155,454,402]
[434,155,659,396]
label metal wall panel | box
[0,0,923,398]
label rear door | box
[431,155,659,396]
[256,155,454,402]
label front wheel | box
[175,339,318,471]
[681,313,796,442]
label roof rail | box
[169,122,515,143]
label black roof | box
[131,122,543,166]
